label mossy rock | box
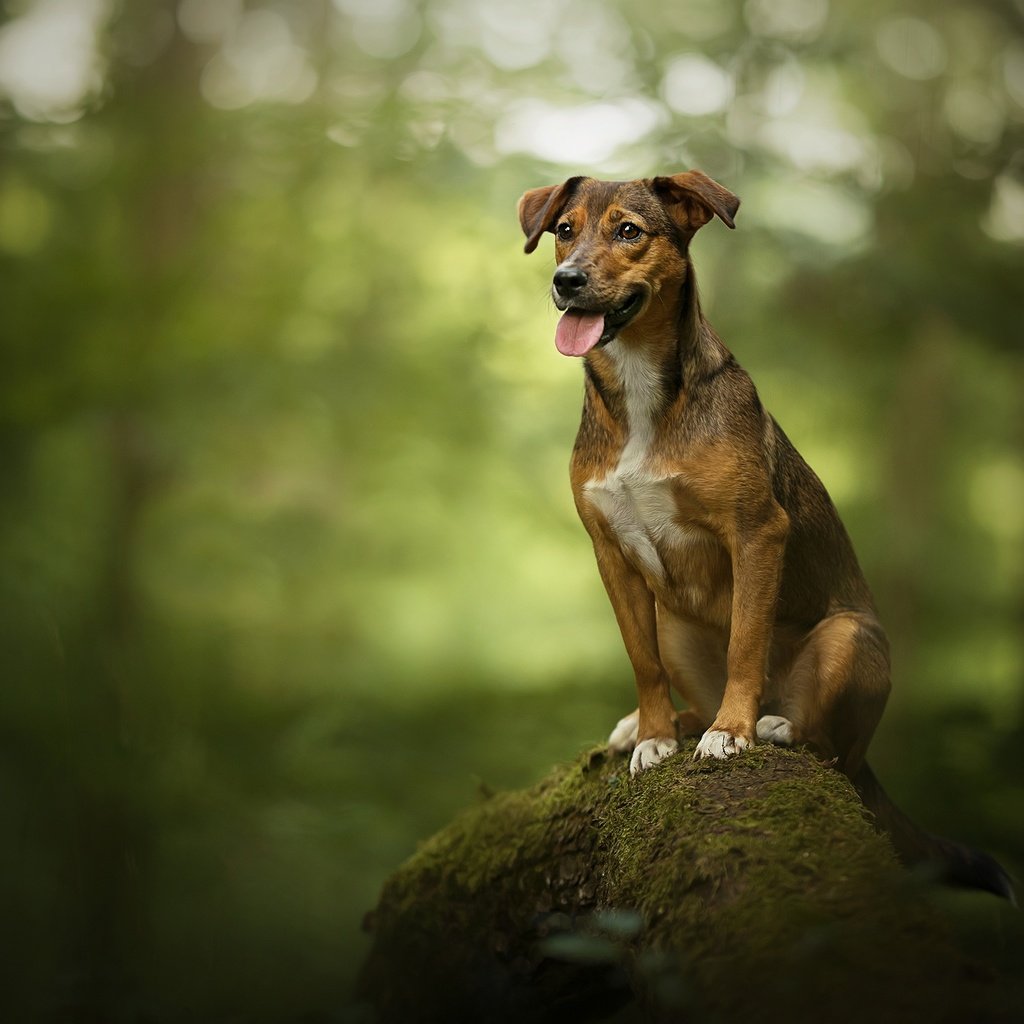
[356,742,992,1023]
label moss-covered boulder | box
[356,742,991,1023]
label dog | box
[517,169,1013,900]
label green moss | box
[357,744,994,1023]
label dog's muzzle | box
[553,265,588,300]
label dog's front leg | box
[591,537,678,775]
[695,506,789,760]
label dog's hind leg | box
[778,611,891,775]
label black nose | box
[553,266,588,296]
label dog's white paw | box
[693,729,751,761]
[756,714,794,746]
[608,710,639,754]
[629,737,679,775]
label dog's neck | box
[582,263,725,428]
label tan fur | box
[517,170,1014,901]
[521,171,885,773]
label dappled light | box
[0,0,109,121]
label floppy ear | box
[651,170,740,235]
[517,176,585,254]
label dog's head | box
[517,171,739,356]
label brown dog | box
[518,170,1012,900]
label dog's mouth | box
[554,292,645,357]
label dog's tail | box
[853,761,1016,904]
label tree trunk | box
[357,742,996,1024]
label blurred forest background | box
[1,0,1022,1019]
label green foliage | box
[0,0,1022,1017]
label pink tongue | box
[555,310,605,357]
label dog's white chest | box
[583,464,680,581]
[578,342,725,602]
[582,449,728,624]
[580,342,686,581]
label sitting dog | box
[517,170,1012,900]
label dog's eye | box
[556,222,573,241]
[617,222,642,240]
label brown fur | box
[518,170,1014,901]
